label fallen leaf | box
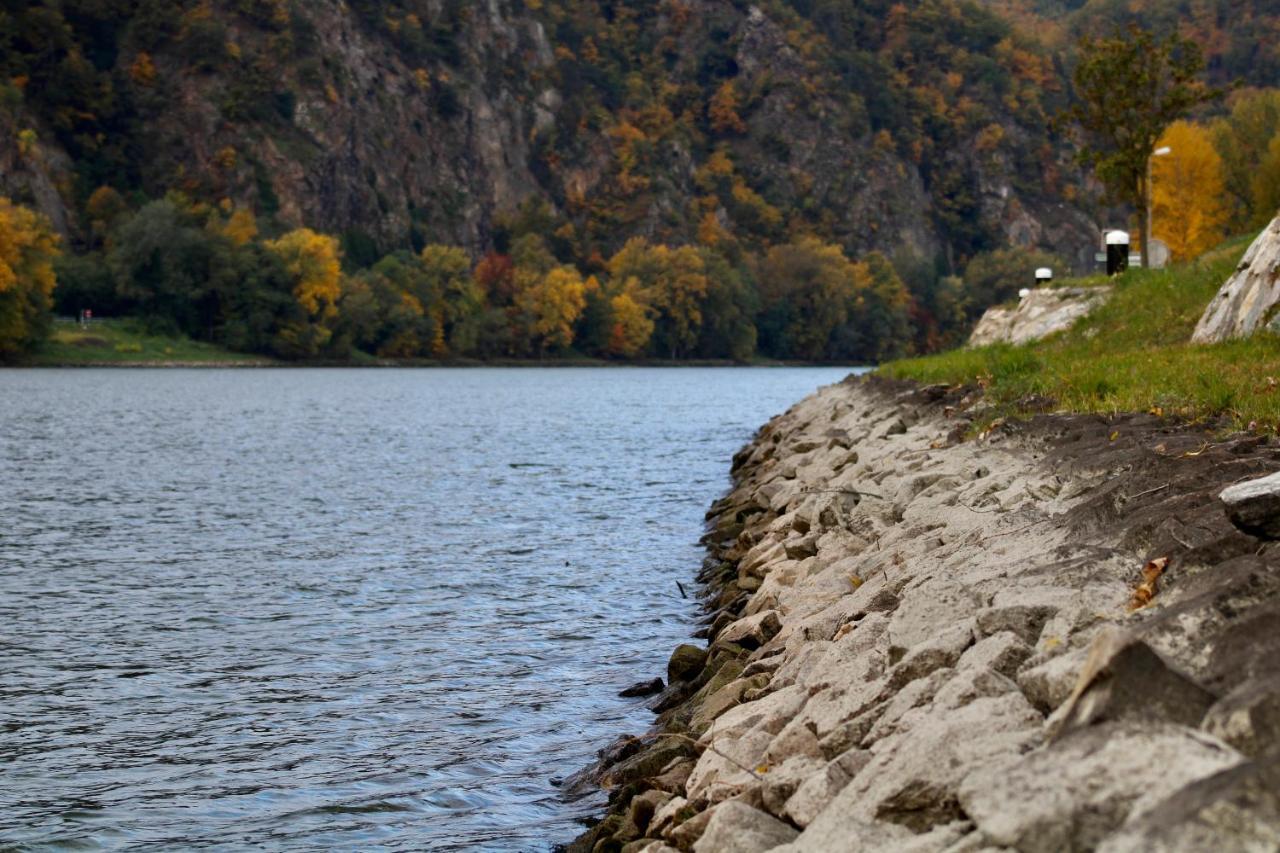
[1149,406,1164,417]
[848,573,864,590]
[1153,443,1167,453]
[1129,556,1170,611]
[1180,442,1210,458]
[1110,431,1120,441]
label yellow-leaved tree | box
[266,228,343,357]
[516,266,587,354]
[1151,121,1229,261]
[607,281,654,357]
[0,198,60,360]
[222,209,259,246]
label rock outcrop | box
[1,2,1098,267]
[1193,216,1280,343]
[567,375,1280,852]
[969,286,1110,347]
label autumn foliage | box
[0,198,60,359]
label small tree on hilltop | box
[1062,25,1223,268]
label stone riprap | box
[968,286,1110,347]
[1193,215,1280,343]
[566,375,1280,853]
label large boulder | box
[969,286,1110,347]
[1193,215,1280,343]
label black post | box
[1106,231,1129,276]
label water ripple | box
[0,366,852,850]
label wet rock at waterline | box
[566,375,1280,852]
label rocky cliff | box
[568,376,1280,851]
[2,0,1098,268]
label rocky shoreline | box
[564,374,1280,852]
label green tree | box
[1063,25,1222,268]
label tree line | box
[1,191,921,363]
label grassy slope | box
[881,234,1280,429]
[31,319,270,366]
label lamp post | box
[1146,145,1172,268]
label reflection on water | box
[0,367,853,850]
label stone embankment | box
[566,374,1280,852]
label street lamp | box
[1147,145,1172,267]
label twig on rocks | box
[801,487,884,500]
[980,521,1041,542]
[657,732,764,780]
[1123,483,1170,502]
[1169,528,1194,551]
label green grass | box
[881,234,1280,430]
[31,318,270,366]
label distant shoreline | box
[12,358,869,370]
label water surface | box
[0,367,853,850]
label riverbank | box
[882,235,1280,431]
[21,321,854,368]
[566,373,1280,851]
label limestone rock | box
[693,801,799,853]
[718,611,783,650]
[959,722,1243,853]
[1098,756,1280,852]
[1221,471,1280,539]
[1202,676,1280,758]
[1193,216,1280,343]
[1049,631,1217,737]
[969,286,1110,347]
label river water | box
[0,367,853,851]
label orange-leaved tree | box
[1150,121,1229,261]
[0,198,60,360]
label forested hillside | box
[0,0,1276,363]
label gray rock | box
[1202,676,1280,758]
[969,286,1110,347]
[693,801,799,853]
[784,535,820,560]
[1050,631,1216,737]
[959,722,1243,853]
[975,604,1057,645]
[1193,215,1280,343]
[1099,755,1280,852]
[718,611,783,650]
[1221,471,1280,540]
[621,677,665,697]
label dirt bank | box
[565,374,1280,852]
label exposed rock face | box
[1,1,1099,266]
[567,376,1280,852]
[968,286,1110,347]
[1193,216,1280,343]
[1221,470,1280,539]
